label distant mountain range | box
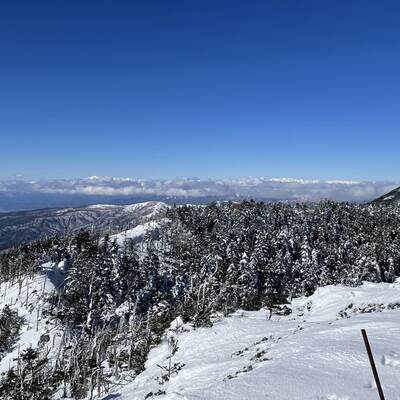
[373,186,400,205]
[1,181,399,251]
[0,177,397,211]
[0,192,225,213]
[0,201,167,251]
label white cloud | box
[0,177,397,202]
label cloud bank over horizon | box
[0,177,397,205]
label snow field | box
[105,282,400,400]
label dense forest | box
[0,201,400,399]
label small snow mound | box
[381,354,400,368]
[166,316,192,338]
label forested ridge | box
[0,200,400,399]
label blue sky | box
[1,1,399,181]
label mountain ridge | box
[0,201,167,250]
[373,186,400,205]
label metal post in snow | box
[361,329,385,400]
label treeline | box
[165,201,400,312]
[0,201,399,399]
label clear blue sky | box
[1,1,399,181]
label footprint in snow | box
[363,380,377,390]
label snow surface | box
[109,220,163,246]
[122,201,167,216]
[86,204,121,209]
[383,195,395,201]
[102,282,400,400]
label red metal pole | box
[361,329,385,400]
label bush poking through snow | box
[0,305,24,359]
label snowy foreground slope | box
[0,262,63,375]
[2,267,400,399]
[104,283,400,400]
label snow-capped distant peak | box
[86,204,120,209]
[123,201,168,215]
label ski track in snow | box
[101,282,400,400]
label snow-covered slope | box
[110,220,165,246]
[2,267,400,399]
[104,282,400,400]
[0,262,64,375]
[373,186,400,205]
